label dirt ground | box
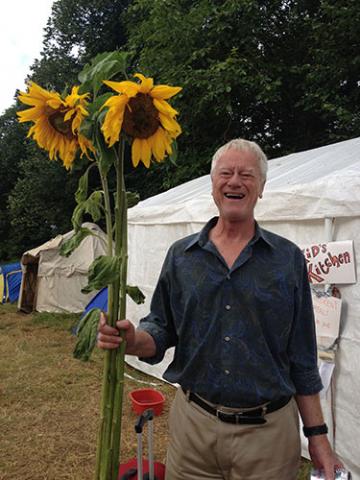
[0,305,175,480]
[0,304,310,480]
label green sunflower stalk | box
[17,51,182,480]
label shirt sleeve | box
[288,250,323,395]
[137,248,178,365]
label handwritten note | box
[311,292,342,348]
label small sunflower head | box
[101,73,182,168]
[17,83,95,169]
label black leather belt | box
[182,387,291,425]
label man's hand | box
[96,312,157,358]
[97,312,136,352]
[308,435,343,480]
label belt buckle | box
[216,409,250,424]
[215,409,240,423]
[216,405,268,424]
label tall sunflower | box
[17,82,95,169]
[101,73,182,168]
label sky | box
[0,0,55,116]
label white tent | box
[18,222,108,313]
[125,137,360,477]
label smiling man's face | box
[211,148,265,223]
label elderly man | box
[98,139,340,479]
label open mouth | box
[224,193,245,199]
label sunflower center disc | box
[122,93,160,139]
[49,111,74,139]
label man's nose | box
[227,172,242,186]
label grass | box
[0,303,312,480]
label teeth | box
[225,193,244,199]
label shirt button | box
[224,369,230,375]
[225,305,231,310]
[226,274,231,280]
[224,336,230,342]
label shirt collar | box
[184,217,275,251]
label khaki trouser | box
[165,387,300,480]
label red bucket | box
[129,388,165,416]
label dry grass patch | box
[0,305,174,480]
[0,304,311,480]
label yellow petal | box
[150,85,182,100]
[64,109,75,122]
[101,96,128,146]
[132,138,142,167]
[159,113,182,137]
[153,98,178,117]
[134,73,154,93]
[47,98,64,109]
[103,80,139,98]
[150,128,166,162]
[140,138,151,168]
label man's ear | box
[259,181,265,198]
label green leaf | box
[95,127,116,176]
[78,51,129,97]
[168,140,178,166]
[75,164,94,204]
[126,191,140,208]
[73,308,101,361]
[84,190,103,222]
[59,227,93,257]
[126,285,146,304]
[79,93,113,141]
[71,203,86,231]
[82,255,120,294]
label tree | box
[8,152,79,257]
[30,0,132,90]
[0,0,133,259]
[0,106,28,260]
[300,0,360,143]
[124,0,360,191]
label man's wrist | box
[303,423,328,437]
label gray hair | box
[211,138,268,181]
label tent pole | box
[324,217,335,294]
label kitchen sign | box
[301,240,356,285]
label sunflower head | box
[17,83,95,169]
[101,73,182,168]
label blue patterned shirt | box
[139,217,322,407]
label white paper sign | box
[301,240,356,284]
[319,360,335,397]
[311,292,342,348]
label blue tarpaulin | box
[82,287,108,316]
[0,262,22,303]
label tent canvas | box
[18,223,108,313]
[122,137,360,477]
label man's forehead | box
[216,149,259,168]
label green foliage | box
[126,285,145,304]
[1,0,360,261]
[82,255,121,294]
[29,0,131,91]
[73,308,101,361]
[126,191,140,208]
[59,227,93,257]
[79,50,129,97]
[7,152,78,257]
[124,0,360,187]
[0,106,28,260]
